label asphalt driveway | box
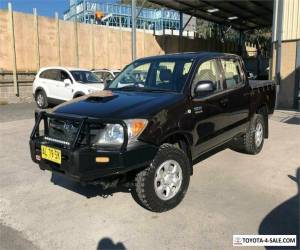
[0,105,299,249]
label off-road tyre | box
[230,114,265,155]
[134,144,190,212]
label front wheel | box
[35,90,48,109]
[134,144,190,212]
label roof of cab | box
[38,66,89,72]
[135,52,239,62]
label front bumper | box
[30,139,158,182]
[29,111,158,183]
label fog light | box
[95,157,110,163]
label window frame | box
[220,57,245,90]
[190,58,224,98]
[58,70,73,83]
[39,69,60,81]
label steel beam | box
[131,0,137,61]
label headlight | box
[96,119,148,145]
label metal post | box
[8,3,18,96]
[143,22,146,57]
[131,0,137,61]
[274,0,284,108]
[295,41,300,110]
[74,21,79,67]
[179,12,183,52]
[33,8,40,70]
[238,30,243,56]
[91,24,95,69]
[106,23,110,68]
[55,12,61,66]
[119,16,123,68]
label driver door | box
[191,59,230,157]
[56,70,73,101]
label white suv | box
[92,69,120,87]
[33,67,104,108]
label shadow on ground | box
[258,167,300,249]
[50,173,130,199]
[97,237,126,250]
[51,172,153,210]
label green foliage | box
[196,18,271,54]
[244,28,272,54]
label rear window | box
[39,69,59,81]
[221,59,242,89]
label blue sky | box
[0,0,70,17]
[0,0,118,18]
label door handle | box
[219,98,229,106]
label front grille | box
[46,117,106,148]
[48,118,81,145]
[31,111,128,152]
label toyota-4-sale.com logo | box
[233,235,297,247]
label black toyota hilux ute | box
[30,52,276,212]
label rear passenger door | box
[220,57,250,132]
[39,69,60,100]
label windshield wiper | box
[110,85,174,93]
[113,85,143,91]
[143,88,171,92]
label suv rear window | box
[39,69,59,81]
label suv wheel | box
[230,114,265,155]
[36,90,48,109]
[134,144,190,212]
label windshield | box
[108,58,194,92]
[70,71,100,83]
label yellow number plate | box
[41,145,61,164]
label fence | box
[0,9,252,103]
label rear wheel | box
[35,90,48,109]
[134,144,190,212]
[230,114,265,155]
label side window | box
[103,72,114,82]
[155,62,175,85]
[40,69,59,81]
[59,70,72,82]
[39,70,49,79]
[192,59,220,92]
[94,72,104,82]
[221,59,242,89]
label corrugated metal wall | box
[273,0,300,42]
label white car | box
[33,67,104,108]
[92,69,120,87]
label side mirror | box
[64,79,72,86]
[194,80,214,97]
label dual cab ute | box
[30,52,276,212]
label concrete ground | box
[0,103,299,250]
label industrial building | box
[272,0,300,110]
[149,0,300,110]
[63,0,186,31]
